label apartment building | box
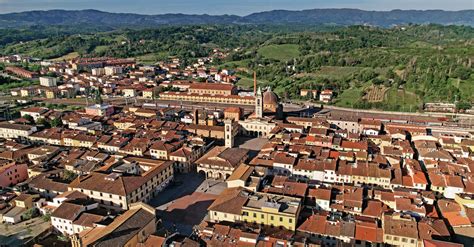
[0,122,37,139]
[208,187,302,231]
[68,160,174,210]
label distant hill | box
[0,9,473,28]
[241,9,474,26]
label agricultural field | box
[363,85,389,102]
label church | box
[224,73,283,147]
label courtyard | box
[150,172,227,235]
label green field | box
[384,88,421,112]
[136,52,169,64]
[236,75,269,89]
[335,87,364,107]
[219,59,251,70]
[93,45,109,53]
[258,44,300,61]
[50,52,79,61]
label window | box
[280,217,283,222]
[261,214,264,219]
[270,216,274,220]
[289,219,292,223]
[253,213,257,217]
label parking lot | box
[150,172,227,235]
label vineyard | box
[363,85,389,102]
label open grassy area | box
[335,87,364,107]
[384,88,421,112]
[50,52,79,61]
[258,44,300,61]
[218,59,251,70]
[236,74,269,89]
[93,45,109,53]
[136,52,169,64]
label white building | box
[0,122,37,139]
[105,66,122,76]
[39,77,58,87]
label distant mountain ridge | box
[0,8,472,28]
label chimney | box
[253,71,257,96]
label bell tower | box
[224,118,234,148]
[255,87,263,119]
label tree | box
[23,208,38,220]
[36,118,50,128]
[22,114,34,124]
[457,101,472,111]
[94,90,103,104]
[63,170,78,182]
[50,118,62,128]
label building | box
[5,66,38,78]
[188,83,236,96]
[238,119,277,138]
[85,104,114,117]
[0,122,37,139]
[224,107,243,121]
[0,162,28,188]
[71,203,156,247]
[262,88,282,115]
[68,160,174,210]
[383,213,419,247]
[255,87,263,118]
[208,187,302,231]
[319,90,333,103]
[104,66,122,76]
[196,146,248,180]
[224,119,238,148]
[159,91,255,105]
[20,107,49,121]
[2,194,39,224]
[51,199,100,235]
[300,89,318,99]
[39,77,58,87]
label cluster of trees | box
[22,114,62,128]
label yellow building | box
[208,187,301,231]
[241,193,301,231]
[45,89,57,99]
[14,194,37,209]
[159,91,255,105]
[383,213,419,247]
[142,88,154,99]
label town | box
[0,51,473,247]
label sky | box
[0,0,473,15]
